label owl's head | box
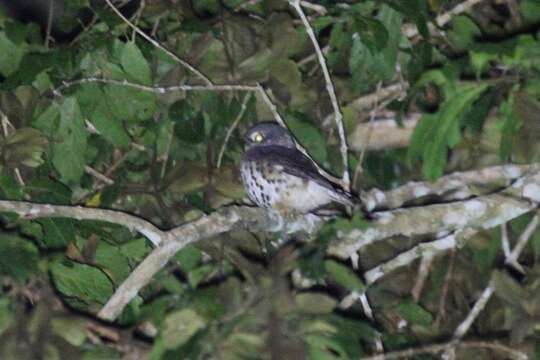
[244,122,296,149]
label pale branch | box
[299,1,327,15]
[331,164,540,258]
[0,200,166,247]
[103,163,540,319]
[103,0,212,85]
[0,164,537,320]
[362,163,535,212]
[99,207,322,320]
[289,0,350,189]
[348,113,420,152]
[53,77,259,97]
[364,229,477,285]
[360,339,528,360]
[453,285,495,340]
[505,213,539,272]
[359,292,384,353]
[411,253,435,302]
[501,222,511,258]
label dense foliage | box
[0,0,539,359]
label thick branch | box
[330,165,540,258]
[363,163,535,211]
[1,164,537,320]
[0,201,165,246]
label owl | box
[240,122,356,214]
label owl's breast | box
[240,159,333,213]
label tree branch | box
[0,200,165,246]
[289,0,350,189]
[1,164,537,320]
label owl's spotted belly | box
[240,160,333,214]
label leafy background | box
[0,0,539,359]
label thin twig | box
[411,253,435,302]
[85,166,115,185]
[159,129,174,180]
[359,292,384,353]
[435,248,456,326]
[217,93,251,168]
[102,0,212,85]
[452,285,494,339]
[505,213,539,273]
[501,223,511,258]
[299,1,327,15]
[53,77,257,97]
[44,0,54,48]
[289,0,350,190]
[130,0,145,42]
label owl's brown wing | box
[244,145,356,206]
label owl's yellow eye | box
[253,132,264,143]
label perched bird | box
[240,122,356,214]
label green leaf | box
[76,84,130,147]
[520,0,540,23]
[497,91,521,161]
[52,97,88,183]
[287,113,327,164]
[90,108,131,147]
[0,234,39,281]
[396,300,433,326]
[349,5,402,91]
[36,218,75,248]
[170,100,205,143]
[408,83,488,180]
[188,264,214,288]
[0,297,14,336]
[325,260,365,293]
[104,84,156,122]
[25,177,72,204]
[51,318,87,346]
[33,103,61,136]
[491,270,528,308]
[176,245,202,273]
[162,308,206,349]
[306,334,349,360]
[295,293,337,314]
[94,242,132,283]
[0,168,24,200]
[448,16,481,50]
[120,42,152,85]
[0,30,26,76]
[50,261,113,312]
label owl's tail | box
[329,188,358,207]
